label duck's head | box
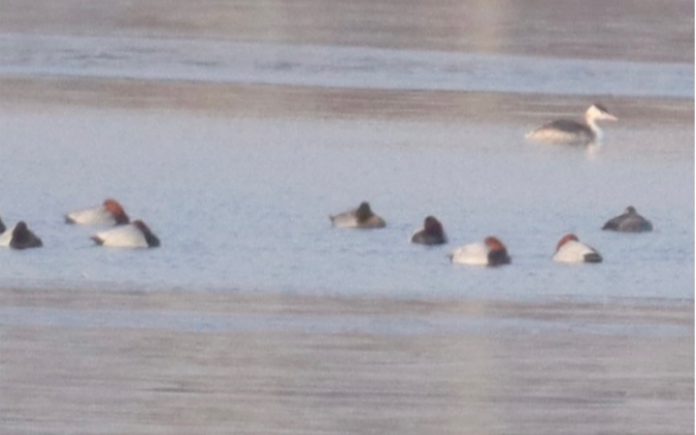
[484,236,507,252]
[424,216,444,234]
[556,233,579,252]
[355,202,373,221]
[104,199,130,225]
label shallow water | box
[0,110,692,302]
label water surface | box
[0,110,692,302]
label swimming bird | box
[553,234,602,263]
[330,202,386,229]
[0,221,43,249]
[602,206,653,232]
[91,220,160,248]
[410,216,447,245]
[65,199,130,226]
[450,236,510,266]
[526,104,618,145]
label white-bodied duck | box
[553,234,602,263]
[66,198,130,226]
[450,236,511,266]
[91,220,160,248]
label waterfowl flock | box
[1,199,159,250]
[1,103,650,266]
[330,201,653,267]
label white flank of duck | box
[0,228,11,247]
[91,220,160,248]
[0,216,9,247]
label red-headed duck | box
[410,216,447,245]
[553,234,602,263]
[91,220,160,248]
[450,236,510,266]
[65,199,130,226]
[0,221,43,250]
[526,103,617,145]
[602,206,653,233]
[330,202,386,229]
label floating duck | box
[65,199,130,226]
[330,202,386,229]
[602,206,653,233]
[553,234,602,263]
[91,220,160,248]
[0,221,43,250]
[450,236,510,266]
[410,216,447,245]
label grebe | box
[0,221,43,249]
[526,104,617,145]
[91,220,160,248]
[66,199,130,225]
[330,202,386,229]
[553,234,602,263]
[410,216,447,245]
[602,206,653,232]
[450,236,510,266]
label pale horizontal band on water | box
[0,33,692,98]
[0,287,691,337]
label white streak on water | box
[0,33,692,98]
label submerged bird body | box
[66,199,130,226]
[410,216,447,245]
[91,220,160,248]
[553,234,602,263]
[450,236,510,266]
[330,202,386,229]
[602,206,653,233]
[526,104,617,145]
